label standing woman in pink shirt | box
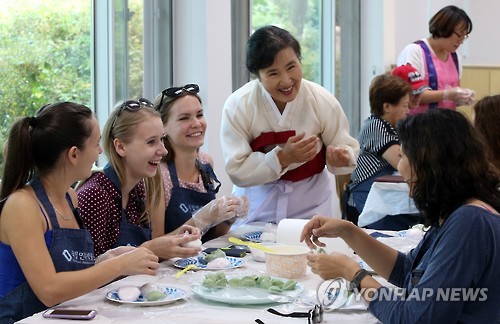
[397,5,475,114]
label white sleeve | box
[313,85,359,175]
[220,92,286,188]
[397,43,426,78]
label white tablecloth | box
[18,224,422,324]
[358,182,418,228]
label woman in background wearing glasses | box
[76,99,202,259]
[397,5,475,114]
[221,25,359,226]
[0,102,159,323]
[153,85,248,242]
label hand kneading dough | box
[182,238,202,248]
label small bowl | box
[264,245,310,279]
[248,242,278,262]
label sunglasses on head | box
[157,84,200,108]
[111,97,153,130]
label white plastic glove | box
[192,196,249,234]
[95,246,136,264]
[443,87,476,105]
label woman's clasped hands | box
[278,132,319,168]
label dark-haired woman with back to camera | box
[0,102,160,323]
[301,109,500,322]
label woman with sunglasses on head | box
[76,99,202,259]
[301,109,500,322]
[153,85,248,242]
[397,5,475,114]
[221,25,359,226]
[0,102,159,323]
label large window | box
[251,0,323,83]
[234,0,359,134]
[114,0,145,101]
[104,0,172,111]
[0,0,173,168]
[0,0,92,165]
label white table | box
[358,181,418,228]
[18,225,422,324]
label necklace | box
[54,207,74,221]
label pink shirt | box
[397,39,461,115]
[413,49,460,115]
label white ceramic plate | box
[106,285,186,306]
[173,256,245,270]
[191,280,304,305]
[242,231,262,243]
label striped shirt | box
[349,115,399,189]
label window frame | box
[230,0,360,134]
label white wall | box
[393,0,500,66]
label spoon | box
[174,263,197,278]
[228,237,275,253]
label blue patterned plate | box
[242,231,262,243]
[173,256,245,270]
[106,285,186,306]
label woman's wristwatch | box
[349,268,371,292]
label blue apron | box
[350,164,395,213]
[103,164,152,248]
[164,160,220,237]
[0,177,95,323]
